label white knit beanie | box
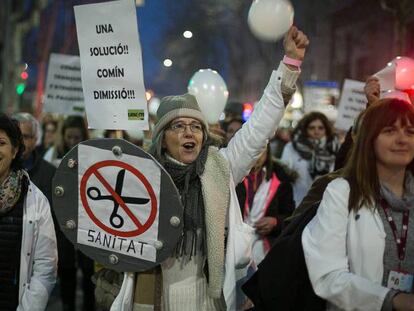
[152,93,209,141]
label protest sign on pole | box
[78,144,160,262]
[74,0,148,130]
[52,139,183,272]
[44,53,84,115]
[335,79,366,131]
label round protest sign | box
[52,139,183,272]
[80,160,158,237]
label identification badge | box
[387,270,414,293]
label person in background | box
[43,115,95,311]
[13,113,56,205]
[103,130,130,140]
[237,144,296,264]
[281,111,339,206]
[302,98,414,310]
[43,115,89,168]
[223,117,244,146]
[235,144,297,309]
[37,117,58,157]
[223,101,244,125]
[0,113,57,311]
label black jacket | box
[243,171,348,311]
[243,201,325,311]
[26,150,56,205]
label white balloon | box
[188,69,229,124]
[248,0,294,42]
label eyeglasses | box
[168,122,203,134]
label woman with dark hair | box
[303,98,414,310]
[0,113,57,310]
[281,111,339,206]
[43,115,89,168]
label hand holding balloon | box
[283,26,309,62]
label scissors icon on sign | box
[87,169,150,228]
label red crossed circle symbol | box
[80,160,157,237]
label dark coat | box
[26,150,56,205]
[25,150,70,264]
[243,171,349,310]
[243,201,325,311]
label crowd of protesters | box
[3,23,414,311]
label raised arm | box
[220,26,309,184]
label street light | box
[20,71,29,80]
[163,59,173,67]
[145,89,154,101]
[16,83,26,95]
[183,30,193,39]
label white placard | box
[74,0,148,130]
[335,79,366,131]
[77,144,160,262]
[43,53,84,115]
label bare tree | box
[158,0,280,101]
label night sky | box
[136,0,168,92]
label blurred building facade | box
[1,0,414,114]
[302,0,414,84]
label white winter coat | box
[17,181,58,311]
[302,178,390,311]
[111,62,298,311]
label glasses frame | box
[168,122,203,134]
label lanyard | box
[380,199,410,262]
[243,172,280,220]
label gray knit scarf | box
[162,144,210,259]
[380,171,414,212]
[292,130,339,179]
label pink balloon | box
[395,57,414,90]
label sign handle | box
[116,130,124,139]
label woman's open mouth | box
[182,142,196,151]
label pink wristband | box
[283,55,302,68]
